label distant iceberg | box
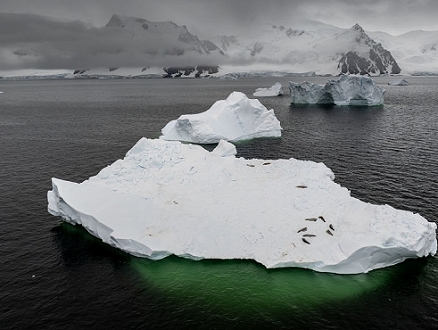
[289,75,385,106]
[388,79,409,86]
[160,91,282,144]
[253,82,284,97]
[48,138,437,274]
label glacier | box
[289,75,386,106]
[160,91,282,144]
[253,82,284,97]
[47,138,437,274]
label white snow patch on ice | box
[48,138,437,274]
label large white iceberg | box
[48,138,437,274]
[253,82,284,97]
[160,91,281,144]
[289,75,385,106]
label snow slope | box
[369,29,438,74]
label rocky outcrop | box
[163,66,219,78]
[337,24,401,75]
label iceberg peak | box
[160,91,282,144]
[351,23,365,33]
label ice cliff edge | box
[48,138,437,274]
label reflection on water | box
[132,257,391,314]
[55,222,429,318]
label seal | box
[305,218,317,221]
[303,234,316,237]
[297,227,307,233]
[302,238,311,244]
[319,216,326,222]
[329,224,335,231]
[326,229,333,236]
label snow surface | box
[253,82,284,97]
[47,138,437,274]
[290,75,386,106]
[388,79,409,86]
[160,91,282,144]
[369,30,438,74]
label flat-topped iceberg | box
[289,75,385,106]
[253,82,284,97]
[160,91,281,144]
[48,138,437,274]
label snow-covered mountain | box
[105,14,224,57]
[369,29,438,75]
[70,18,401,78]
[3,13,438,79]
[335,24,400,75]
[67,14,224,78]
[213,21,400,76]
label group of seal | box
[297,215,336,244]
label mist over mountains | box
[1,12,438,77]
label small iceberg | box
[160,91,282,144]
[388,79,409,86]
[48,138,437,274]
[289,75,385,106]
[253,82,284,97]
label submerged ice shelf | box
[48,138,437,274]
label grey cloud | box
[0,13,224,70]
[1,0,438,35]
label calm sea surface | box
[1,77,437,329]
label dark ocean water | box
[1,77,437,329]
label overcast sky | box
[1,0,438,35]
[1,0,437,71]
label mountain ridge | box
[3,13,438,78]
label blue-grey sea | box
[1,76,437,329]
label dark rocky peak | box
[336,24,401,75]
[352,23,365,33]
